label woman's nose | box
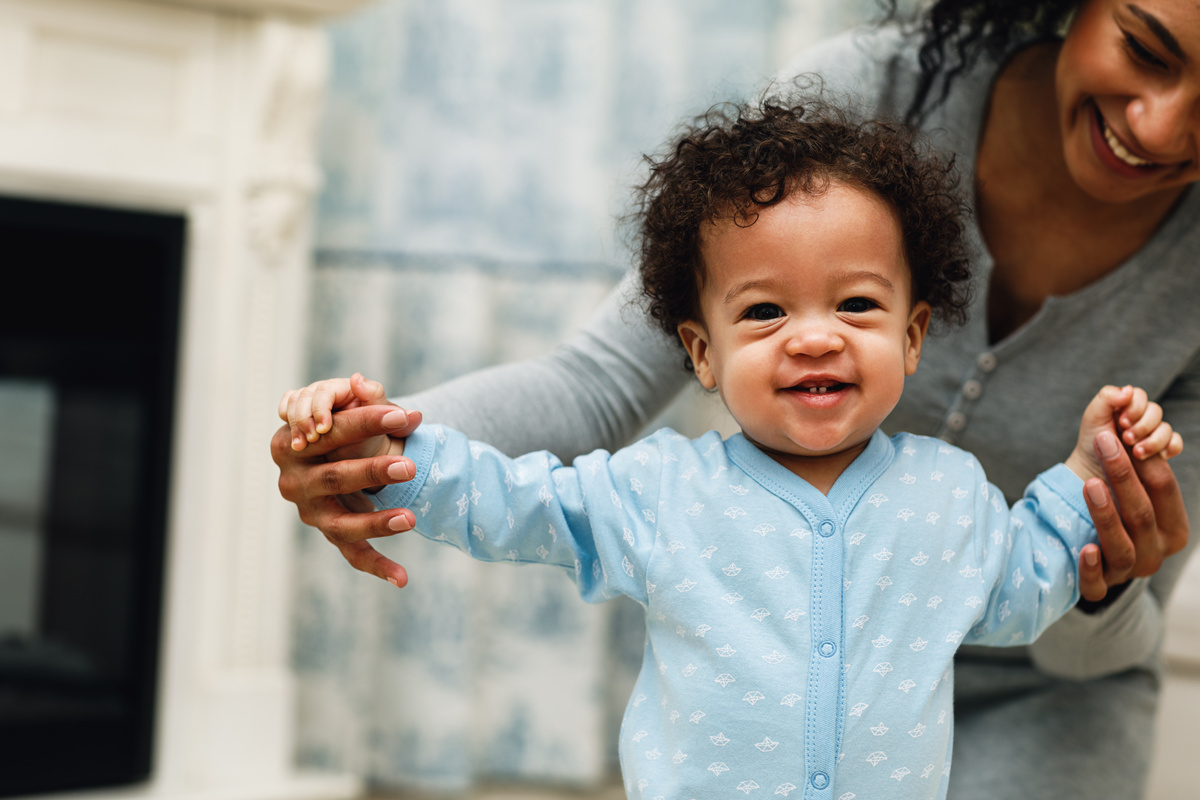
[1127,87,1199,158]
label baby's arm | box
[278,373,410,460]
[968,389,1180,644]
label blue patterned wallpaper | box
[297,0,883,790]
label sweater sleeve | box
[396,272,689,461]
[774,24,920,121]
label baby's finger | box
[284,386,320,449]
[279,389,311,452]
[1166,432,1184,459]
[1122,400,1162,447]
[1118,387,1148,431]
[285,390,306,447]
[312,381,339,435]
[278,389,297,422]
[1131,421,1174,460]
[351,372,389,405]
[292,385,320,443]
[1096,384,1132,413]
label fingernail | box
[381,409,408,429]
[387,461,410,481]
[1084,549,1099,567]
[1085,480,1108,507]
[1096,431,1120,459]
[387,515,408,532]
[387,577,399,587]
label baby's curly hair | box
[632,94,973,353]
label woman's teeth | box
[1101,118,1153,167]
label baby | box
[280,98,1180,800]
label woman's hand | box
[1076,428,1190,603]
[271,403,422,587]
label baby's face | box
[678,182,930,479]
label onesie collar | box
[723,428,896,525]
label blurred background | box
[1,1,1198,799]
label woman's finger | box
[1077,543,1108,602]
[1131,454,1189,560]
[1082,475,1136,587]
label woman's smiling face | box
[1055,0,1200,203]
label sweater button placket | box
[939,352,998,442]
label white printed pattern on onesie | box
[374,425,1092,800]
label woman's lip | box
[1090,104,1170,177]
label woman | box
[274,0,1198,796]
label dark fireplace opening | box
[0,196,185,796]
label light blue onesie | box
[374,424,1094,800]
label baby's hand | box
[1067,385,1182,482]
[278,372,391,453]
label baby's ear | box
[677,321,716,389]
[904,301,932,375]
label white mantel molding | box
[160,0,369,19]
[0,1,370,799]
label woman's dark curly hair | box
[633,94,972,355]
[880,0,1079,124]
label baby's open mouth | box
[790,381,849,394]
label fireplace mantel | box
[0,0,368,798]
[158,0,367,15]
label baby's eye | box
[838,297,878,313]
[744,303,784,321]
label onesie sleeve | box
[965,463,1096,647]
[371,423,666,605]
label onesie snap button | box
[810,771,829,789]
[962,379,982,399]
[818,521,834,537]
[977,352,997,372]
[947,412,967,431]
[818,641,836,658]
